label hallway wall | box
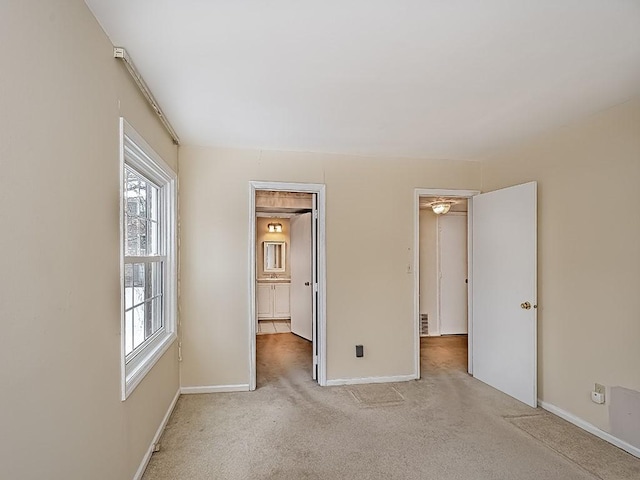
[419,209,438,332]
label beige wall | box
[419,209,438,328]
[0,1,179,479]
[256,217,291,279]
[179,147,481,387]
[481,99,640,433]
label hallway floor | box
[142,334,640,479]
[421,334,468,374]
[257,319,292,335]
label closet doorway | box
[415,190,478,377]
[414,185,539,407]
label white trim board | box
[538,400,640,459]
[180,384,250,394]
[133,388,181,480]
[325,374,417,387]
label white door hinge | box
[313,210,319,219]
[313,283,318,292]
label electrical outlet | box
[595,383,605,395]
[591,391,605,404]
[355,345,364,358]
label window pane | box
[148,220,159,255]
[151,261,163,296]
[125,169,140,216]
[152,296,163,332]
[133,263,145,305]
[149,185,159,221]
[139,219,148,255]
[138,180,147,217]
[124,264,133,310]
[125,310,133,355]
[133,304,145,351]
[126,217,140,256]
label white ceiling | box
[85,1,640,160]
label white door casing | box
[438,213,468,335]
[290,212,313,341]
[311,194,319,380]
[471,181,537,407]
[414,188,480,379]
[249,182,326,390]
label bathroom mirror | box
[264,241,285,272]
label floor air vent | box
[420,314,429,336]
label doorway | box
[413,184,538,408]
[249,182,327,391]
[417,193,474,376]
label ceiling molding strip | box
[114,47,180,145]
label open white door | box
[290,212,313,342]
[472,182,537,407]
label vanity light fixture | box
[267,223,283,233]
[430,201,455,215]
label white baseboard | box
[180,384,250,394]
[326,374,417,386]
[538,400,640,459]
[133,388,181,480]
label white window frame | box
[120,118,177,400]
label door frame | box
[413,188,480,379]
[249,181,327,390]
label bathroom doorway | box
[249,182,327,390]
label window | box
[124,169,163,354]
[120,118,177,400]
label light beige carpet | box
[507,412,640,479]
[347,384,405,407]
[142,335,640,479]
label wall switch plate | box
[591,391,605,404]
[355,345,364,358]
[595,383,605,395]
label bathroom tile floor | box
[257,320,291,335]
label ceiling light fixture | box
[267,223,283,233]
[430,201,455,215]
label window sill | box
[121,332,177,401]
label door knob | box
[520,301,537,310]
